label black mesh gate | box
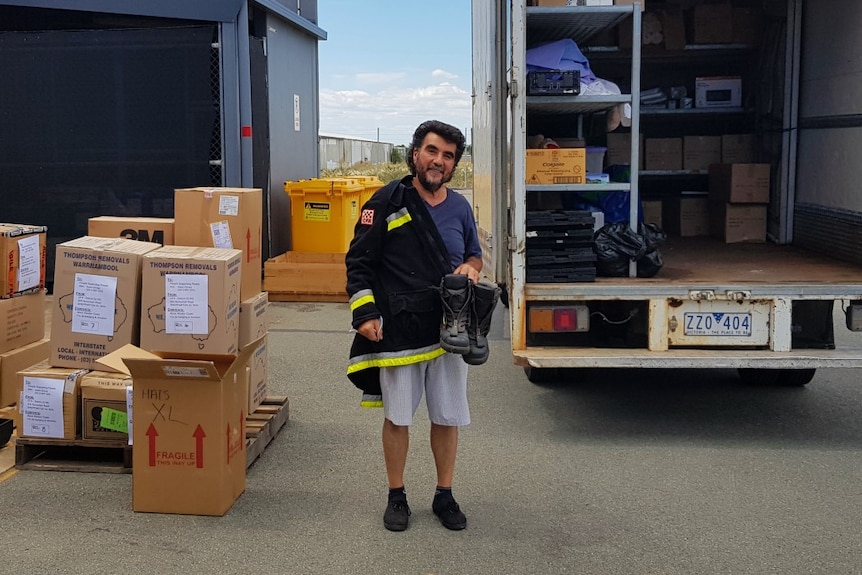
[0,24,220,287]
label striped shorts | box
[380,352,470,427]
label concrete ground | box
[2,300,862,574]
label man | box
[345,120,482,531]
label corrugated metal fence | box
[319,134,395,169]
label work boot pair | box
[438,274,501,365]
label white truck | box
[470,0,862,385]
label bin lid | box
[284,178,364,195]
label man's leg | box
[430,423,467,529]
[380,364,423,531]
[425,354,470,530]
[430,423,458,488]
[383,418,409,488]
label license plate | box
[684,312,752,336]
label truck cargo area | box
[518,236,862,374]
[471,0,862,384]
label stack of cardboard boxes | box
[8,187,271,516]
[708,164,769,243]
[0,224,50,426]
[636,133,764,242]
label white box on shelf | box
[695,77,742,108]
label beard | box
[416,164,452,193]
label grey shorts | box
[380,353,470,427]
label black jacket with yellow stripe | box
[345,175,452,396]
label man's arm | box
[346,196,386,332]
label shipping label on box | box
[1,338,50,408]
[525,148,586,184]
[124,341,259,516]
[17,362,87,440]
[239,291,269,350]
[1,223,47,298]
[709,164,770,204]
[140,246,242,355]
[173,188,263,300]
[645,138,683,171]
[51,237,161,370]
[0,290,45,355]
[80,371,132,442]
[88,216,175,245]
[683,136,722,171]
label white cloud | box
[432,69,459,80]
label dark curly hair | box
[406,120,466,175]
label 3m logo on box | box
[87,217,175,246]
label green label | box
[100,407,128,433]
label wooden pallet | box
[245,395,290,468]
[12,396,290,473]
[15,437,132,474]
[263,251,348,302]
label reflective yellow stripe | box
[360,399,384,408]
[347,347,447,374]
[387,213,412,231]
[350,294,375,311]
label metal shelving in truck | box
[470,0,862,386]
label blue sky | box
[317,0,473,147]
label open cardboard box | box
[121,339,259,516]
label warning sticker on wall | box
[304,202,331,222]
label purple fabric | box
[526,38,596,84]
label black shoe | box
[432,492,467,530]
[463,281,501,366]
[439,274,472,354]
[383,497,411,531]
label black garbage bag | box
[637,222,666,278]
[594,223,645,277]
[593,222,666,278]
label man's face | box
[413,133,457,193]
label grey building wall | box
[264,9,321,256]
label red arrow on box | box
[193,425,206,468]
[146,423,158,467]
[226,423,231,464]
